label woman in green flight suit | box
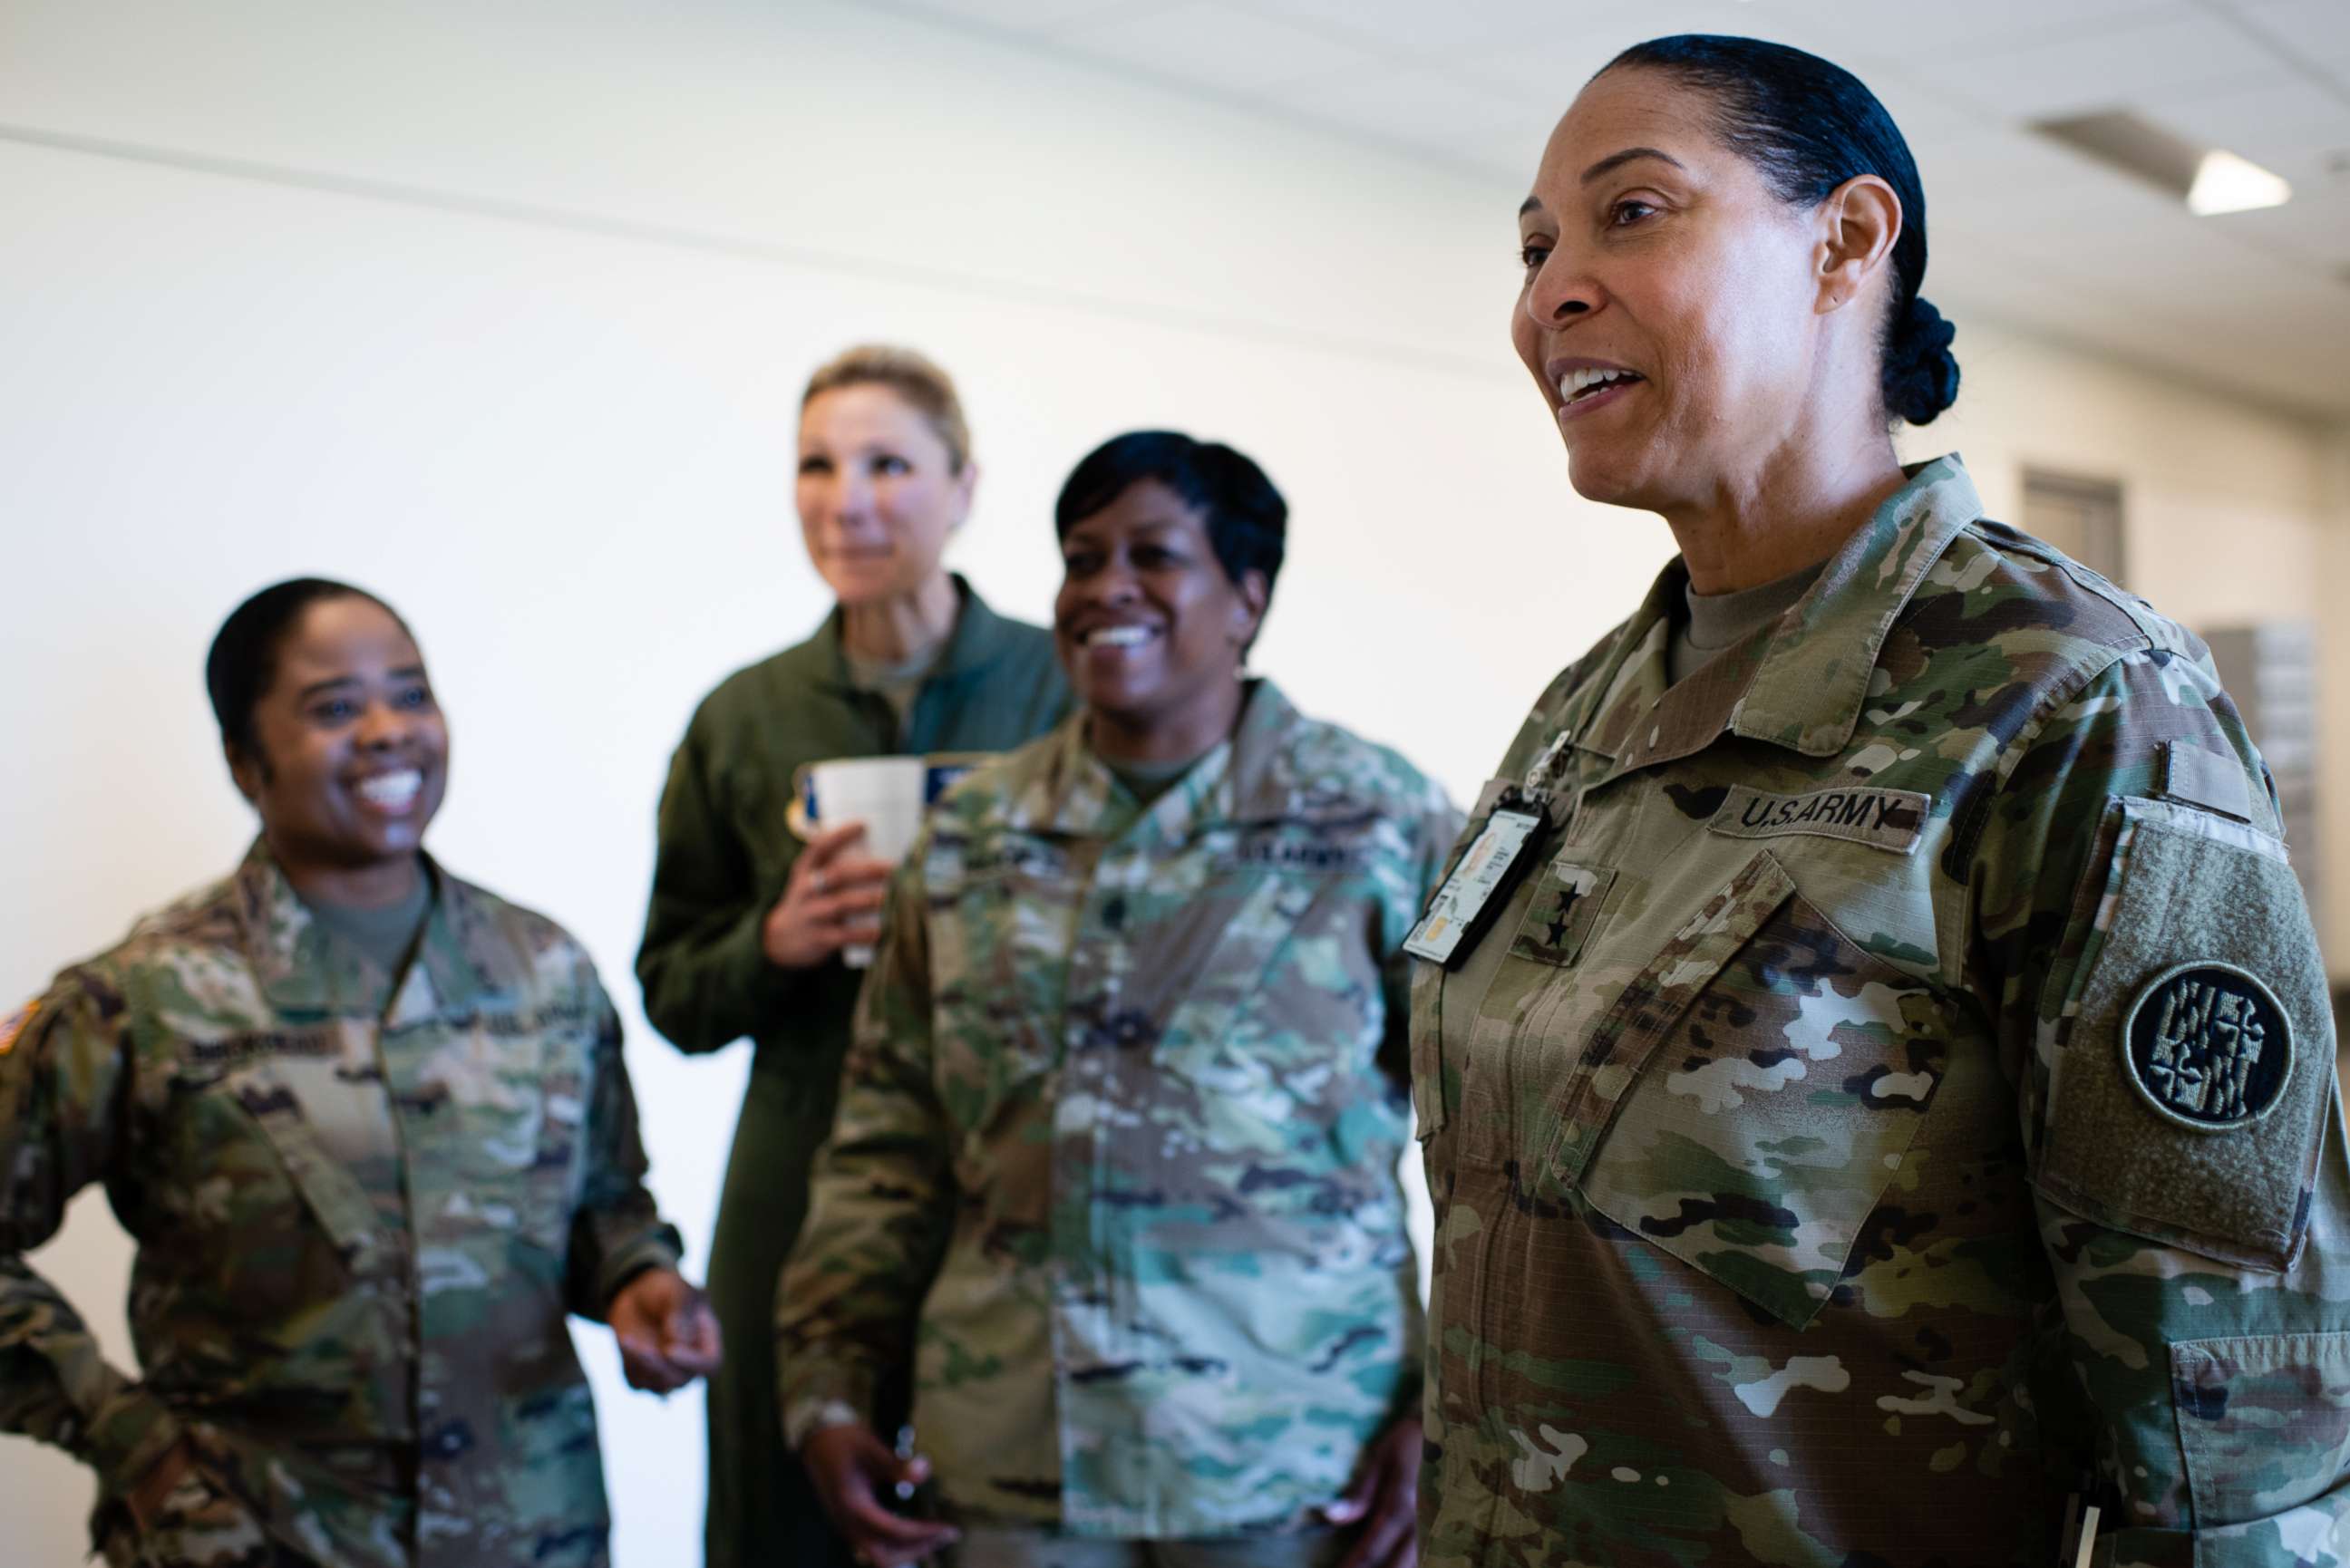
[636,344,1070,1568]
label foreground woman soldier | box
[0,579,716,1567]
[779,432,1458,1568]
[1413,34,2348,1566]
[636,344,1066,1568]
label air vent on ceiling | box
[2031,109,2292,216]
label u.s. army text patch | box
[2121,962,2293,1133]
[1706,786,1928,854]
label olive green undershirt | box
[295,868,432,1229]
[303,871,432,982]
[1105,750,1205,809]
[1666,559,1828,688]
[843,634,951,731]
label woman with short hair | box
[0,578,713,1567]
[1413,34,2347,1563]
[636,344,1068,1567]
[779,431,1458,1568]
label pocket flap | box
[224,1063,387,1273]
[1559,851,1953,1330]
[1547,849,1798,1182]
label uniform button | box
[423,1420,474,1460]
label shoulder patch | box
[2036,796,2331,1271]
[2121,963,2292,1132]
[0,997,38,1056]
[1707,785,1928,854]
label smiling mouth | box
[1081,625,1158,649]
[354,769,423,814]
[1558,367,1645,404]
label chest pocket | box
[1551,848,1952,1328]
[403,1007,587,1257]
[929,848,1081,1118]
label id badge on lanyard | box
[1403,789,1550,968]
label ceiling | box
[854,0,2350,421]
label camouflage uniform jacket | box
[1413,458,2348,1567]
[0,842,682,1566]
[777,681,1461,1537]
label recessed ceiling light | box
[2031,109,2292,217]
[2188,150,2292,215]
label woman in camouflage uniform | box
[779,432,1460,1568]
[0,580,715,1567]
[1413,34,2348,1567]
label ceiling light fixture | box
[2186,149,2293,215]
[2031,109,2292,217]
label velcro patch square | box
[2038,797,2330,1272]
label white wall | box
[2,4,2344,1565]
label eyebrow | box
[1581,147,1684,184]
[294,666,427,700]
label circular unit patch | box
[2119,961,2294,1134]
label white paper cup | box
[799,757,927,966]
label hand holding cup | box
[761,821,896,970]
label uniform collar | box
[793,574,1021,692]
[1005,678,1314,841]
[1571,455,1981,778]
[236,838,508,1021]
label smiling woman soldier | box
[0,579,715,1567]
[777,431,1460,1568]
[1410,33,2349,1567]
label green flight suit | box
[635,578,1068,1568]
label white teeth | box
[357,770,422,807]
[1088,625,1153,647]
[1559,366,1639,401]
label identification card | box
[1403,800,1548,967]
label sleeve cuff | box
[593,1229,685,1318]
[783,1398,867,1451]
[728,895,814,1015]
[84,1384,186,1499]
[778,1360,879,1452]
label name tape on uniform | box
[1706,785,1928,855]
[1404,805,1546,967]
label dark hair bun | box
[1884,293,1960,426]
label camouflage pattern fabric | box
[0,842,682,1566]
[1412,457,2349,1566]
[776,681,1460,1537]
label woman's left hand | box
[1321,1414,1422,1568]
[607,1268,723,1393]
